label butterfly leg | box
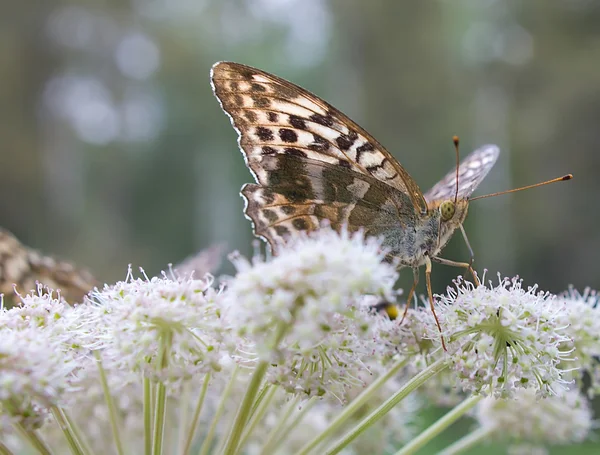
[431,256,480,287]
[399,268,419,325]
[425,255,447,351]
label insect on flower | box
[210,62,572,349]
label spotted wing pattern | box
[424,145,500,206]
[210,61,426,252]
[0,228,96,305]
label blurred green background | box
[1,1,599,453]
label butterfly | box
[210,62,500,346]
[0,228,97,305]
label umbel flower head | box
[427,275,571,398]
[555,287,600,396]
[90,267,228,389]
[225,227,400,400]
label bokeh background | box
[1,1,599,452]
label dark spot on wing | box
[252,96,271,108]
[288,115,307,130]
[230,81,239,91]
[336,131,358,151]
[256,126,274,141]
[267,112,279,122]
[262,209,278,223]
[284,147,307,158]
[239,69,254,80]
[281,206,296,215]
[292,218,309,230]
[262,146,277,155]
[251,83,266,92]
[338,160,352,169]
[310,113,334,127]
[244,111,257,122]
[274,225,290,237]
[279,128,298,143]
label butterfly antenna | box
[452,136,460,204]
[470,174,573,201]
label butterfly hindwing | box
[424,145,500,204]
[210,62,428,215]
[241,154,416,253]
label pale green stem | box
[438,426,494,455]
[13,423,53,455]
[394,394,483,455]
[198,366,240,455]
[178,382,192,453]
[261,395,301,455]
[238,385,278,449]
[0,440,14,455]
[221,361,269,455]
[247,383,272,421]
[269,397,318,452]
[222,321,290,455]
[152,382,168,455]
[323,357,449,455]
[95,351,125,455]
[296,357,409,455]
[144,376,153,455]
[152,331,173,455]
[62,408,94,455]
[181,372,211,455]
[50,406,85,455]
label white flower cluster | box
[556,287,600,395]
[90,268,228,388]
[0,227,598,455]
[226,228,400,399]
[428,276,571,398]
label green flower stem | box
[95,351,124,455]
[238,385,278,449]
[0,440,14,455]
[152,331,173,455]
[152,382,168,455]
[182,372,211,455]
[198,366,240,455]
[296,357,408,455]
[248,383,272,421]
[324,357,449,455]
[144,376,152,455]
[260,394,300,454]
[394,394,483,455]
[62,408,94,455]
[13,423,53,455]
[269,396,318,452]
[437,426,493,455]
[222,320,291,455]
[50,406,85,455]
[221,361,270,455]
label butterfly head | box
[431,197,470,254]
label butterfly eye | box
[440,201,455,221]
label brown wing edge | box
[210,61,428,215]
[240,183,280,255]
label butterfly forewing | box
[210,62,427,211]
[424,145,500,205]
